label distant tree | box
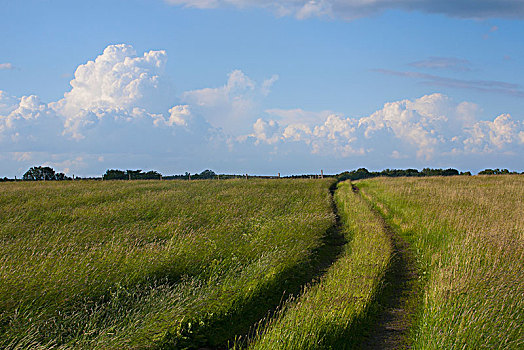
[421,168,459,177]
[338,168,374,181]
[54,172,70,181]
[479,168,517,175]
[23,166,56,181]
[142,170,162,179]
[338,167,463,181]
[126,170,142,180]
[479,169,495,175]
[103,169,163,180]
[103,169,127,180]
[197,169,217,179]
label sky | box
[1,0,523,177]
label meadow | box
[1,175,522,349]
[0,179,336,348]
[246,181,393,349]
[356,175,524,349]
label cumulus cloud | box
[165,0,524,20]
[165,105,192,127]
[181,70,278,133]
[250,118,281,144]
[464,114,524,153]
[0,44,224,176]
[2,43,523,176]
[50,44,172,139]
[309,114,364,156]
[244,93,523,161]
[245,109,364,156]
[0,92,62,148]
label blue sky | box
[1,0,523,176]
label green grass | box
[356,175,524,349]
[0,179,336,349]
[245,181,393,349]
[4,176,521,349]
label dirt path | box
[353,184,419,349]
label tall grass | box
[0,179,335,348]
[246,181,393,349]
[357,175,524,349]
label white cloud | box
[167,105,192,127]
[295,0,332,20]
[0,91,18,115]
[245,93,523,161]
[265,108,333,126]
[0,63,15,70]
[261,74,279,96]
[0,92,62,146]
[164,0,524,20]
[282,123,312,142]
[51,44,171,139]
[309,114,363,156]
[0,45,223,176]
[2,43,523,176]
[181,69,276,133]
[358,94,445,159]
[464,114,523,153]
[246,113,364,157]
[251,118,281,144]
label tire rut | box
[214,181,348,349]
[353,184,418,350]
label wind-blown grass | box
[246,181,393,349]
[356,175,524,349]
[0,179,335,349]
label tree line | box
[0,166,521,182]
[477,168,520,175]
[103,169,162,180]
[337,168,469,181]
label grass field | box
[1,175,522,349]
[246,181,393,349]
[356,175,524,349]
[0,179,336,348]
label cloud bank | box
[165,0,524,20]
[244,93,523,162]
[1,44,523,176]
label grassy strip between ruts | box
[0,179,336,349]
[356,175,524,349]
[244,181,393,349]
